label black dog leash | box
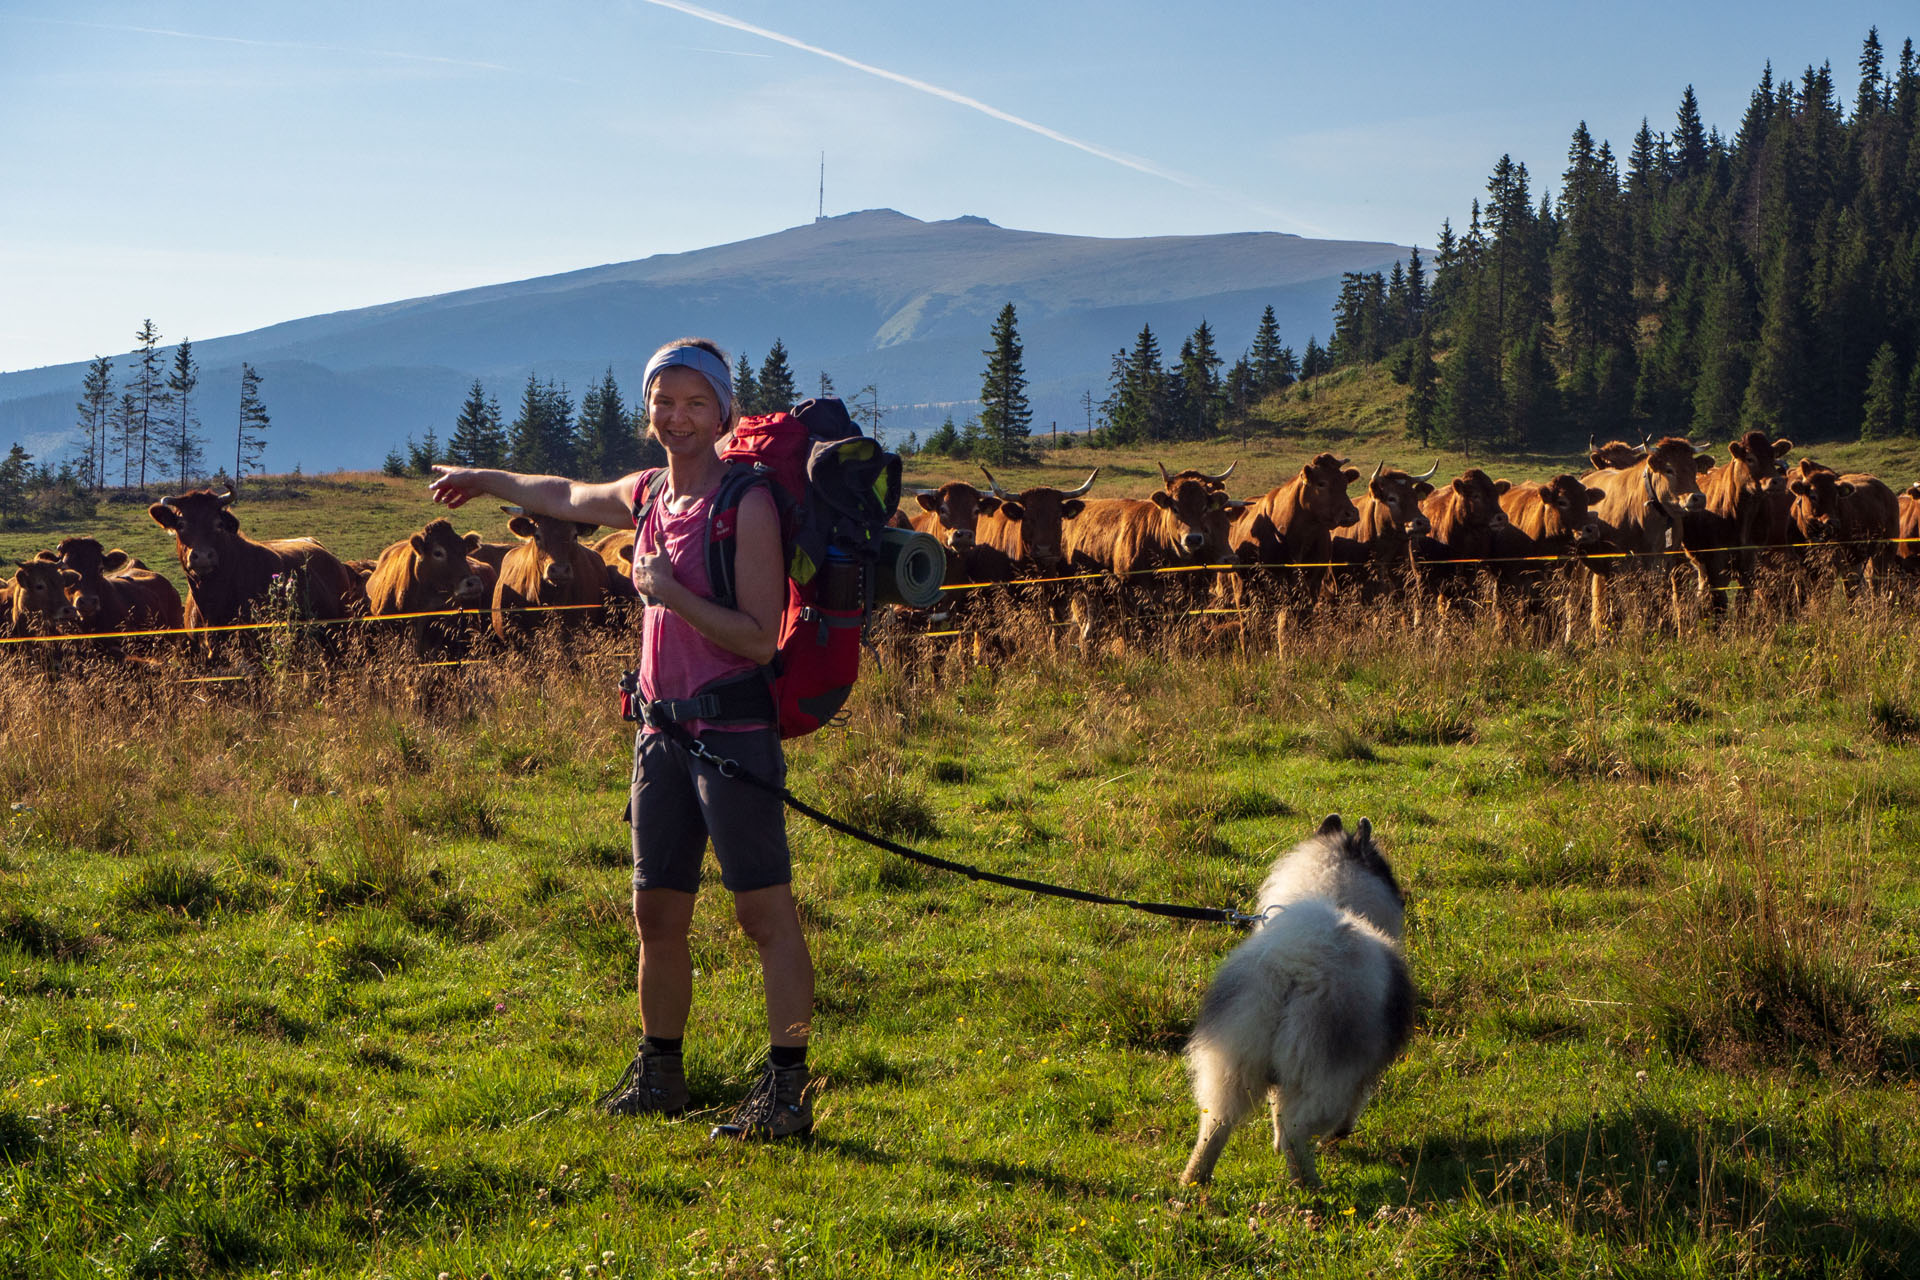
[646,717,1262,928]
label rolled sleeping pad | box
[874,527,946,609]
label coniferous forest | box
[1327,28,1920,452]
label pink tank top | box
[633,472,770,734]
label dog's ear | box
[1356,817,1372,844]
[1317,813,1343,836]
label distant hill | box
[0,210,1410,472]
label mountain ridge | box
[0,209,1410,470]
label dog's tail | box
[1185,963,1268,1114]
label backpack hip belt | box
[621,669,776,729]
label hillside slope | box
[0,211,1408,472]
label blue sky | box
[1,1,1905,372]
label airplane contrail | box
[639,0,1208,192]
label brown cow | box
[52,536,184,634]
[365,519,489,653]
[1226,453,1360,599]
[1489,476,1608,615]
[1694,430,1794,599]
[1587,437,1650,470]
[147,489,363,646]
[1581,436,1715,558]
[1416,469,1512,587]
[1787,459,1897,584]
[1066,476,1238,591]
[8,560,80,636]
[492,512,606,641]
[465,535,514,573]
[459,557,498,608]
[1331,461,1437,595]
[901,482,1003,617]
[908,482,1000,557]
[591,528,641,600]
[971,468,1098,581]
[1496,476,1607,556]
[1898,484,1920,565]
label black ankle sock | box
[644,1035,683,1058]
[769,1044,807,1071]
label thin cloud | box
[641,0,1217,196]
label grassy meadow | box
[3,560,1920,1276]
[3,385,1920,1277]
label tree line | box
[2,321,273,526]
[384,341,828,480]
[1325,26,1920,451]
[62,320,272,492]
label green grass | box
[3,582,1919,1277]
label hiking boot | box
[709,1062,812,1141]
[596,1047,688,1117]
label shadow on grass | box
[1328,1105,1920,1274]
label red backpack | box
[632,398,901,737]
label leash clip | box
[686,736,741,778]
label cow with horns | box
[147,487,363,651]
[970,467,1099,584]
[1578,436,1717,626]
[1331,460,1438,597]
[1415,469,1512,593]
[1225,454,1360,602]
[1064,466,1239,640]
[1694,430,1794,601]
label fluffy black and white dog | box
[1180,814,1413,1187]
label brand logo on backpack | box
[632,397,905,739]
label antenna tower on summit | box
[817,152,825,220]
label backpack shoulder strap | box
[631,468,669,532]
[704,461,772,610]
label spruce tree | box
[235,363,270,485]
[1674,86,1709,179]
[1743,245,1812,437]
[923,415,960,456]
[732,351,759,417]
[1104,325,1165,444]
[1689,264,1755,437]
[1857,27,1886,121]
[1405,327,1438,447]
[166,338,202,485]
[132,319,164,489]
[1860,342,1902,438]
[757,340,797,413]
[1177,319,1224,438]
[507,375,552,473]
[112,391,139,488]
[1250,305,1287,396]
[542,380,576,474]
[977,303,1033,464]
[0,443,30,523]
[1301,335,1331,379]
[75,356,113,491]
[447,379,506,468]
[575,368,636,479]
[1905,357,1920,436]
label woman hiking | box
[427,337,814,1140]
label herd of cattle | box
[2,429,1916,659]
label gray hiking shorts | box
[630,727,791,895]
